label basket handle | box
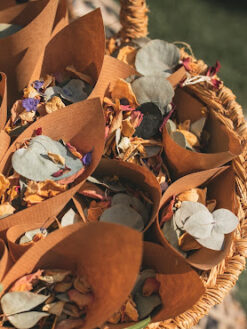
[119,0,149,40]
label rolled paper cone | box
[88,158,161,232]
[0,0,17,11]
[0,0,60,105]
[167,66,186,88]
[0,72,7,129]
[0,239,12,282]
[155,166,237,270]
[0,130,10,164]
[0,97,105,240]
[0,222,143,329]
[90,55,137,102]
[6,217,58,262]
[163,88,243,178]
[107,241,204,328]
[40,9,105,87]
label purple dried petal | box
[82,151,92,166]
[33,80,44,91]
[22,98,40,112]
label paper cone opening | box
[163,88,242,178]
[0,129,10,164]
[108,241,204,328]
[40,9,105,87]
[155,166,237,270]
[80,158,161,232]
[0,97,105,239]
[1,222,143,329]
[0,0,59,104]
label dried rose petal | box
[67,289,94,309]
[206,60,221,77]
[142,277,160,296]
[182,57,191,71]
[34,127,42,136]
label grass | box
[146,0,247,311]
[147,0,247,112]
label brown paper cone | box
[108,241,204,328]
[0,97,105,240]
[78,158,161,232]
[167,66,186,88]
[163,88,242,178]
[0,0,60,105]
[0,239,12,282]
[0,72,7,129]
[51,0,69,39]
[39,8,105,87]
[0,0,18,11]
[155,166,237,270]
[0,129,10,164]
[6,217,58,262]
[1,222,143,329]
[90,55,137,101]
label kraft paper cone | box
[0,0,17,11]
[0,98,105,240]
[163,88,242,178]
[90,55,137,101]
[0,72,7,129]
[155,166,237,270]
[79,158,161,232]
[51,0,69,39]
[39,9,105,87]
[0,239,12,282]
[6,217,58,262]
[108,241,204,328]
[0,0,59,105]
[167,66,186,88]
[0,130,10,164]
[0,222,143,329]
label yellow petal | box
[117,46,137,67]
[48,152,65,166]
[178,232,202,251]
[177,187,207,205]
[110,78,139,107]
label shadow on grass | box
[201,0,247,12]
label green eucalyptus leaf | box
[0,23,22,39]
[59,79,88,103]
[162,217,181,251]
[12,135,83,182]
[166,119,177,135]
[43,86,62,101]
[1,291,49,316]
[134,292,161,320]
[131,75,174,114]
[135,39,180,76]
[212,209,239,234]
[99,204,144,231]
[7,311,49,329]
[123,316,151,329]
[183,210,214,239]
[132,37,151,48]
[190,117,206,139]
[143,145,162,158]
[196,228,225,251]
[87,176,126,192]
[61,208,81,227]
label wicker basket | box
[114,1,247,328]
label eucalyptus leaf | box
[115,128,121,155]
[1,291,49,316]
[166,119,176,135]
[196,228,225,251]
[162,217,181,251]
[123,316,151,329]
[173,201,212,229]
[183,210,214,239]
[99,204,144,231]
[212,209,239,234]
[60,208,81,227]
[190,117,206,138]
[0,23,22,39]
[170,131,187,149]
[112,193,149,225]
[59,79,88,103]
[132,37,151,48]
[135,39,180,76]
[134,292,161,320]
[44,86,62,101]
[134,103,163,139]
[12,135,83,182]
[131,75,174,114]
[7,311,49,329]
[132,269,156,296]
[143,145,162,158]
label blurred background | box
[69,0,247,327]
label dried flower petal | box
[22,98,40,112]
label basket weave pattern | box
[119,1,247,328]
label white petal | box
[196,228,225,251]
[213,208,239,234]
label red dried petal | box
[34,127,42,136]
[142,277,160,296]
[182,57,191,71]
[51,169,64,177]
[160,196,175,226]
[206,60,221,77]
[159,103,176,132]
[120,105,135,112]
